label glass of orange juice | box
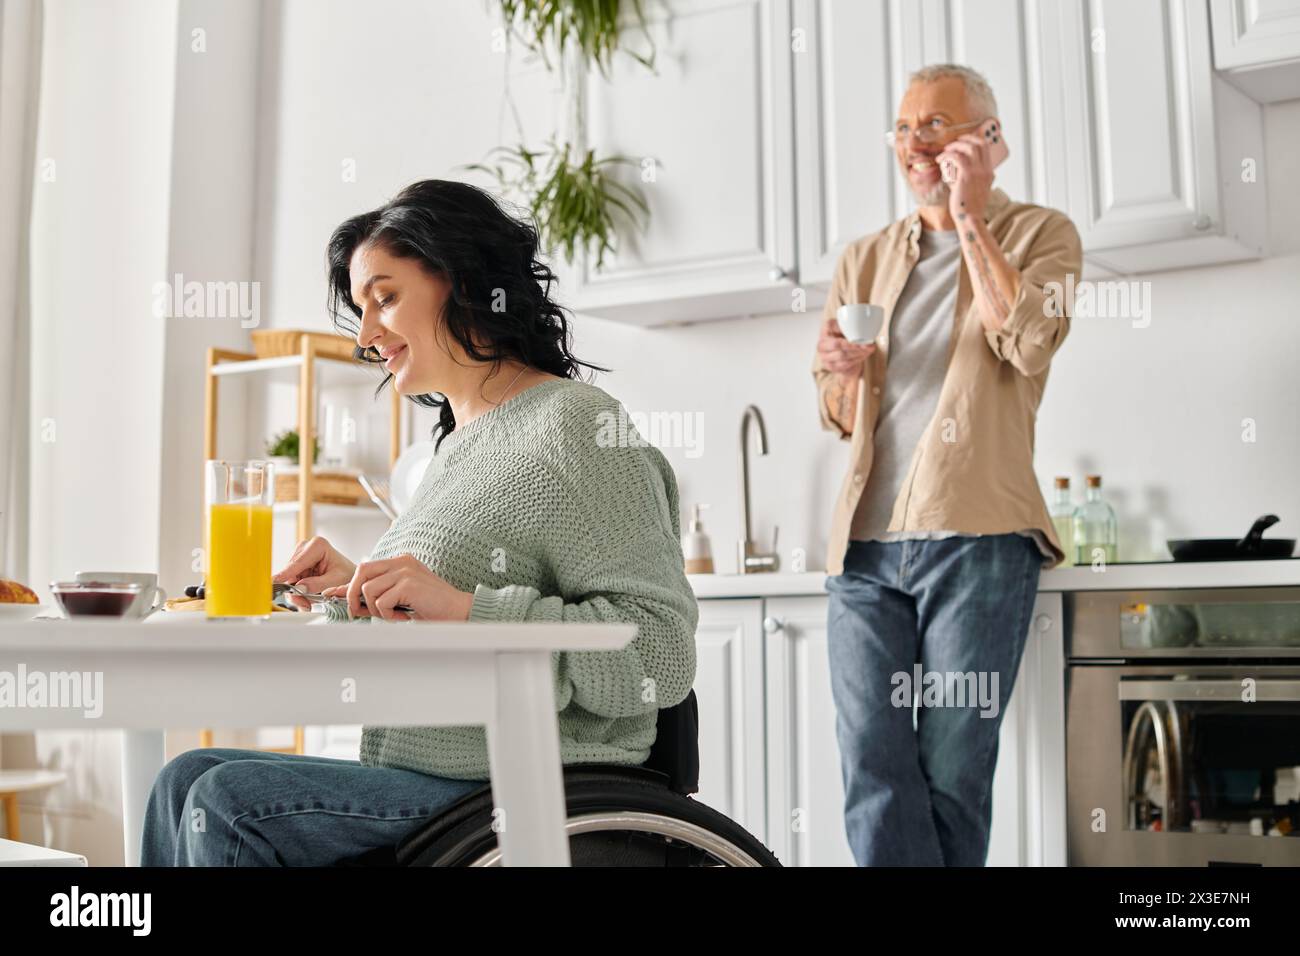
[205,460,274,618]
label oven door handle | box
[1122,701,1173,831]
[1119,679,1300,701]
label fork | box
[271,580,412,615]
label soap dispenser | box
[682,504,715,574]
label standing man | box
[812,64,1081,866]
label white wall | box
[158,0,263,604]
[14,0,269,865]
[251,0,572,563]
[560,250,1300,567]
[255,0,1300,569]
[23,0,181,865]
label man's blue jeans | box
[825,534,1042,866]
[140,747,483,866]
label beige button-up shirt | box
[813,188,1082,575]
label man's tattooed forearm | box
[832,380,856,423]
[963,227,1013,317]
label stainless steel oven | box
[1066,585,1300,865]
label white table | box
[0,616,634,866]
[0,837,87,866]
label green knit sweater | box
[325,378,699,780]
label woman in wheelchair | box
[140,179,707,866]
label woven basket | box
[274,470,365,505]
[251,330,356,362]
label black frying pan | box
[1167,514,1296,562]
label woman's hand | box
[273,536,357,611]
[321,554,474,622]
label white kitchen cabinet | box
[694,588,1065,866]
[793,0,1047,285]
[565,0,798,326]
[792,0,897,287]
[1210,0,1300,102]
[986,591,1068,866]
[692,599,768,838]
[762,594,856,866]
[799,0,1267,276]
[870,0,1270,275]
[568,0,1268,324]
[1036,0,1267,274]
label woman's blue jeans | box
[825,534,1042,867]
[140,747,483,866]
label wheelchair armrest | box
[644,689,700,795]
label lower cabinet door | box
[763,594,856,867]
[692,599,767,841]
[321,592,1051,863]
[988,591,1068,867]
[762,591,1066,867]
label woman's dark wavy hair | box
[326,179,605,448]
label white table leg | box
[486,652,570,866]
[120,730,165,866]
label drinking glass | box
[205,460,274,618]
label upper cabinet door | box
[886,0,1044,211]
[1210,0,1300,101]
[794,0,1049,286]
[1043,0,1218,249]
[563,0,797,326]
[1034,0,1266,273]
[793,0,896,287]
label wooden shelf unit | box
[203,337,403,541]
[200,336,404,756]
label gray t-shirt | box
[849,227,1053,561]
[851,227,961,540]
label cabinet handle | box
[1192,215,1212,231]
[763,616,784,634]
[1034,613,1052,633]
[769,266,792,283]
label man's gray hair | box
[908,64,998,119]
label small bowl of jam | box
[50,581,143,618]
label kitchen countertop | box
[688,559,1300,599]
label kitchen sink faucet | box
[738,405,779,574]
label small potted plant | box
[266,429,320,469]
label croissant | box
[0,579,39,604]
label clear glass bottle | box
[1073,474,1118,565]
[1048,476,1075,566]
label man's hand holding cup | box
[818,304,883,385]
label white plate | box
[152,610,327,625]
[0,602,51,622]
[389,440,438,516]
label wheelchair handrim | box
[468,810,765,867]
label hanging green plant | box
[498,0,655,76]
[465,137,648,269]
[467,0,658,269]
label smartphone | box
[939,118,1009,178]
[980,118,1009,168]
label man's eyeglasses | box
[884,117,987,147]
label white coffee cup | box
[835,303,884,344]
[75,571,167,619]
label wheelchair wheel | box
[397,769,781,867]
